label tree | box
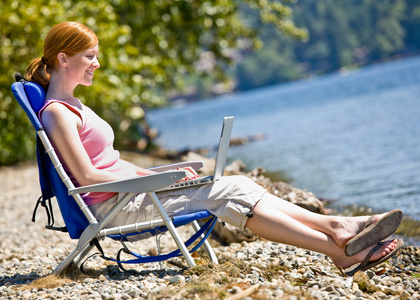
[234,0,410,91]
[0,0,306,165]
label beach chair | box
[11,75,218,275]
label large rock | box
[226,160,325,215]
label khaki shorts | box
[90,175,266,234]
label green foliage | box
[3,0,420,165]
[235,0,418,91]
[1,0,69,164]
[0,0,304,165]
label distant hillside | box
[234,0,420,91]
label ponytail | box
[24,57,50,90]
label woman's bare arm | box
[41,103,141,186]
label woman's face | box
[65,44,100,87]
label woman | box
[25,22,403,276]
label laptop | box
[157,116,234,191]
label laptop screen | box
[213,116,234,180]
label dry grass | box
[18,274,72,291]
[17,262,91,292]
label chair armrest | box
[68,170,187,195]
[148,161,204,172]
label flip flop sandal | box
[363,215,374,229]
[343,239,403,277]
[344,209,402,257]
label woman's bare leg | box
[260,193,390,247]
[246,200,336,254]
[246,200,399,269]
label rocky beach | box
[1,152,419,300]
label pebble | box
[1,165,420,299]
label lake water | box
[147,55,420,220]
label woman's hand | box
[175,167,199,182]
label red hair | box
[25,22,98,89]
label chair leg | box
[73,243,96,269]
[192,220,219,264]
[53,246,85,275]
[53,243,95,275]
[53,224,101,275]
[148,192,196,267]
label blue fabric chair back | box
[11,81,89,239]
[11,81,45,130]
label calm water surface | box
[148,56,420,220]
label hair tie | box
[41,56,47,65]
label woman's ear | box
[57,52,68,66]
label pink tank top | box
[39,99,137,205]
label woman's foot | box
[330,212,390,248]
[331,238,398,270]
